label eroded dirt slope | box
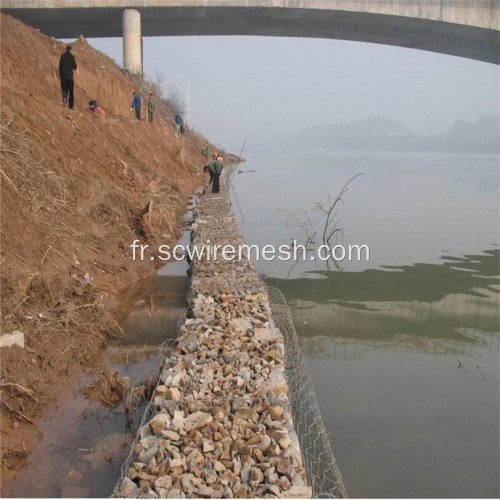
[0,13,209,479]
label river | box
[231,148,500,498]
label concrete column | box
[123,9,142,74]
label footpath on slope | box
[117,170,312,498]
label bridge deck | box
[1,2,499,63]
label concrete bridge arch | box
[2,1,499,73]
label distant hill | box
[440,114,499,153]
[273,115,499,154]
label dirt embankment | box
[0,13,215,480]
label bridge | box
[2,1,498,73]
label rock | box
[202,439,215,452]
[232,482,248,498]
[169,458,185,468]
[140,436,158,449]
[171,410,185,432]
[126,467,138,480]
[281,485,313,498]
[161,430,181,441]
[138,445,158,464]
[264,469,278,484]
[179,337,198,354]
[0,331,24,349]
[181,473,193,493]
[186,449,204,470]
[166,387,181,401]
[279,435,292,449]
[279,476,291,491]
[240,463,251,483]
[205,469,218,485]
[268,406,284,420]
[277,459,293,477]
[184,411,213,432]
[233,456,241,476]
[149,413,171,436]
[267,484,281,496]
[156,385,168,395]
[220,469,239,486]
[250,466,264,485]
[154,476,173,491]
[257,434,271,451]
[257,377,287,397]
[196,486,214,498]
[213,461,226,473]
[120,477,139,497]
[254,327,282,343]
[166,488,182,498]
[170,372,183,387]
[292,472,305,486]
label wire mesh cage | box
[113,288,347,498]
[267,285,347,498]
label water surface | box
[232,148,500,498]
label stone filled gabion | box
[120,170,311,499]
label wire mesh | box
[113,285,347,498]
[267,285,348,498]
[111,313,186,498]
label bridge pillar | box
[123,9,142,74]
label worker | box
[131,91,141,120]
[174,113,182,132]
[59,45,77,109]
[203,163,214,184]
[209,158,223,193]
[147,93,156,123]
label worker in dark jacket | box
[209,158,223,193]
[131,92,141,120]
[203,163,214,184]
[59,45,77,109]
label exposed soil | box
[0,13,228,485]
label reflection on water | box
[268,249,500,349]
[121,275,189,345]
[268,250,500,497]
[232,149,500,498]
[268,250,500,498]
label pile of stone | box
[120,170,311,498]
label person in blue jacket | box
[174,113,183,132]
[131,92,141,120]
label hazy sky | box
[88,35,499,151]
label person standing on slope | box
[147,93,156,123]
[59,45,77,109]
[174,113,182,133]
[131,91,142,120]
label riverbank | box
[0,12,220,482]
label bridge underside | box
[2,6,499,64]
